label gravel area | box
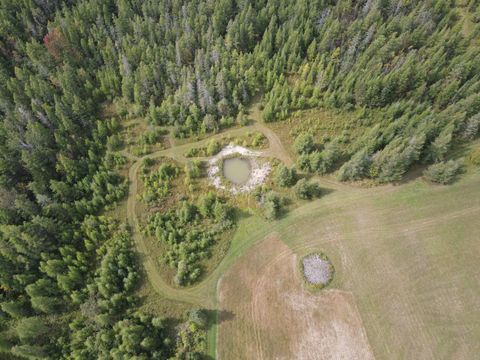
[208,144,270,194]
[302,254,332,285]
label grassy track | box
[125,119,293,304]
[123,111,294,357]
[122,106,480,358]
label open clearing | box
[218,235,374,360]
[121,106,480,358]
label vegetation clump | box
[144,193,234,286]
[259,191,284,221]
[274,164,298,187]
[206,139,222,156]
[140,163,180,203]
[184,160,203,179]
[294,179,322,200]
[293,133,316,155]
[423,160,463,184]
[297,141,342,175]
[185,132,267,158]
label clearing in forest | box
[218,235,374,360]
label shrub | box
[294,179,321,200]
[312,140,341,174]
[337,149,371,181]
[188,309,208,328]
[237,111,249,126]
[251,132,265,147]
[423,160,463,184]
[141,128,166,145]
[185,161,202,178]
[142,157,155,168]
[105,152,127,168]
[274,164,297,187]
[174,260,188,286]
[293,132,315,154]
[296,153,312,172]
[263,192,283,220]
[185,147,201,158]
[206,140,221,156]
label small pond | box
[223,157,251,185]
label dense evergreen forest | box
[0,0,479,358]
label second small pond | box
[223,157,251,185]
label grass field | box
[117,102,480,359]
[214,164,480,359]
[218,235,374,359]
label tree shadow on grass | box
[198,309,235,360]
[203,309,236,330]
[397,164,428,185]
[233,207,252,222]
[274,185,336,220]
[319,186,335,197]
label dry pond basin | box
[301,253,334,289]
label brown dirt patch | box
[218,234,374,360]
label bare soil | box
[218,234,374,360]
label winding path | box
[123,110,402,306]
[122,105,368,358]
[124,104,366,307]
[119,106,480,360]
[124,110,294,308]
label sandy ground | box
[218,235,374,360]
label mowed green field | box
[125,111,480,358]
[274,169,480,359]
[212,168,479,358]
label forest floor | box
[119,104,480,359]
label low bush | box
[294,179,321,200]
[293,132,315,155]
[206,140,221,156]
[188,309,208,329]
[185,161,203,179]
[274,164,297,187]
[423,160,463,184]
[262,191,283,220]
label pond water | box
[223,157,251,185]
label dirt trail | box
[122,109,405,306]
[123,103,299,307]
[248,103,293,165]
